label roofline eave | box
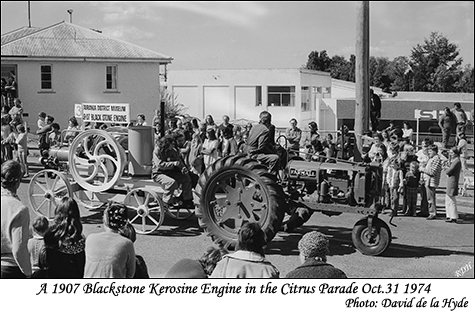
[1,56,173,63]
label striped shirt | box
[422,155,442,188]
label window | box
[256,86,262,106]
[40,65,52,90]
[267,86,295,107]
[312,86,323,110]
[106,65,117,90]
[301,86,310,111]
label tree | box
[455,64,474,93]
[370,56,392,91]
[409,32,463,91]
[388,56,411,91]
[158,86,187,120]
[305,50,332,72]
[330,55,349,80]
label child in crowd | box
[403,161,420,216]
[28,216,49,273]
[37,112,47,129]
[48,123,61,147]
[15,124,29,177]
[119,223,149,279]
[387,157,404,217]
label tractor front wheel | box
[352,217,391,256]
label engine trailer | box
[28,128,193,235]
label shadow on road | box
[154,215,202,237]
[268,223,474,260]
[383,243,474,258]
[268,225,357,257]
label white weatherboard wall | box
[8,60,161,127]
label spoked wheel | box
[124,188,165,234]
[352,217,392,256]
[165,205,194,220]
[28,170,72,219]
[69,129,126,192]
[195,155,285,249]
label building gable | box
[1,21,172,62]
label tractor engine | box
[286,159,382,207]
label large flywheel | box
[68,129,126,192]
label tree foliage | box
[158,86,187,120]
[304,32,473,93]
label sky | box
[1,1,474,70]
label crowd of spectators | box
[1,99,473,279]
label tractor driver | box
[152,134,194,209]
[246,111,280,175]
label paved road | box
[17,154,474,279]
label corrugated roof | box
[1,21,173,62]
[1,26,43,45]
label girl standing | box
[15,124,28,177]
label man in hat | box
[285,231,347,278]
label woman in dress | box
[201,128,220,168]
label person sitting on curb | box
[210,222,279,278]
[285,231,347,278]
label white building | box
[166,68,333,128]
[1,21,172,128]
[168,68,473,136]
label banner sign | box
[414,109,443,120]
[80,103,130,123]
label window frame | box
[267,86,295,107]
[301,86,310,112]
[106,65,118,91]
[40,64,53,91]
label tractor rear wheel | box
[195,155,286,249]
[352,217,391,256]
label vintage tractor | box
[194,135,391,256]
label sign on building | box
[414,109,443,120]
[78,103,130,123]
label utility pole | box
[354,1,370,161]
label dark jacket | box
[445,157,461,197]
[246,123,275,156]
[44,236,86,279]
[285,258,347,279]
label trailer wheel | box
[29,169,72,220]
[124,188,165,234]
[352,217,391,256]
[195,155,285,249]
